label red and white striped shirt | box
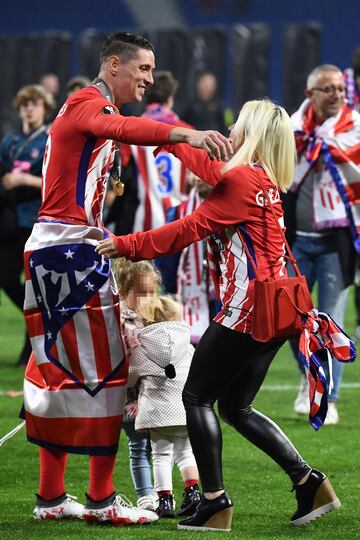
[39,86,172,227]
[129,103,191,231]
[114,144,287,333]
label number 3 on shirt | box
[155,153,173,195]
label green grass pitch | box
[0,290,359,539]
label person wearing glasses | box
[283,64,360,425]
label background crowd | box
[1,0,360,532]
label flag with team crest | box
[23,222,127,455]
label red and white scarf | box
[177,188,210,344]
[291,99,360,252]
[298,309,356,430]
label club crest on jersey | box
[102,105,117,115]
[28,243,111,394]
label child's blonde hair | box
[112,257,161,297]
[138,295,182,326]
[222,99,296,192]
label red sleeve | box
[155,143,224,186]
[71,88,172,145]
[114,166,254,261]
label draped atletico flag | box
[24,238,125,395]
[22,222,127,454]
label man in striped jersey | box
[22,31,232,526]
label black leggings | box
[182,322,311,492]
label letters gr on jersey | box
[155,153,174,195]
[255,188,280,207]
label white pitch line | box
[0,383,359,396]
[261,383,360,390]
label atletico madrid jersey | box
[39,86,172,227]
[115,143,288,333]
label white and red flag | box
[22,222,127,454]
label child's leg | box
[150,428,176,517]
[123,419,154,497]
[173,428,201,516]
[88,454,116,502]
[173,427,199,487]
[39,447,68,500]
[149,428,174,493]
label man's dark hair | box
[145,71,178,105]
[100,32,155,65]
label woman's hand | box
[96,238,119,258]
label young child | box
[112,258,160,512]
[126,295,201,518]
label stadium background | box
[1,2,360,538]
[0,0,359,138]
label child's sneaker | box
[137,494,158,512]
[33,493,84,520]
[83,493,158,526]
[291,469,341,526]
[177,484,201,516]
[157,493,175,518]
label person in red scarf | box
[284,64,360,425]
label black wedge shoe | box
[178,491,233,532]
[291,469,341,526]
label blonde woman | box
[97,100,340,531]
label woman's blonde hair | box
[112,257,161,297]
[222,99,296,191]
[138,295,182,326]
